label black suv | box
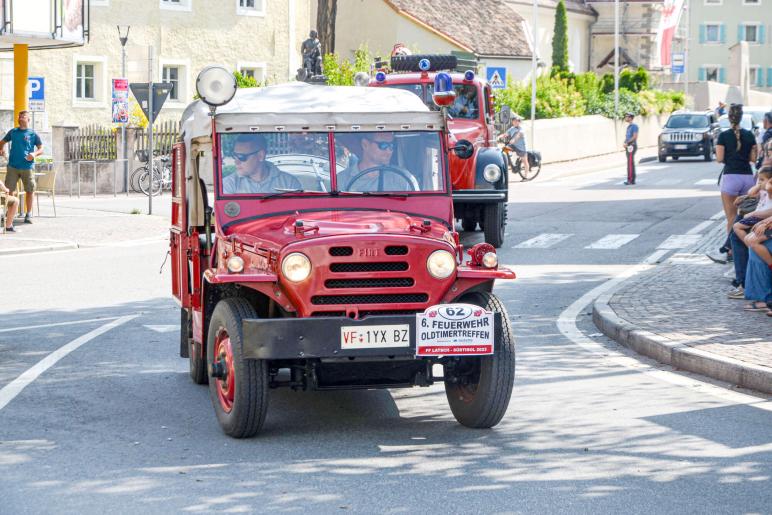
[658,111,720,162]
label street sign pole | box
[683,0,690,105]
[530,0,538,148]
[148,46,154,216]
[614,0,619,118]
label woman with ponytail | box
[716,103,758,251]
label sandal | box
[744,301,769,311]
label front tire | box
[461,217,477,232]
[207,298,268,438]
[444,292,515,428]
[483,202,506,248]
[183,308,208,385]
[658,154,667,162]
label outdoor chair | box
[35,168,57,217]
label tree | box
[317,0,337,55]
[551,0,569,73]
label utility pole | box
[117,26,130,194]
[614,0,620,117]
[147,45,154,216]
[530,0,538,147]
[683,0,690,104]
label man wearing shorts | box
[0,111,43,224]
[498,114,529,175]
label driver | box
[337,133,415,192]
[222,134,302,194]
[449,86,477,119]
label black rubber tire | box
[461,217,477,232]
[390,54,457,72]
[130,166,146,193]
[483,202,506,248]
[184,308,208,385]
[207,298,268,438]
[658,154,667,162]
[518,161,541,182]
[445,292,515,428]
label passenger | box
[0,178,19,233]
[450,86,478,119]
[337,133,415,192]
[222,134,301,194]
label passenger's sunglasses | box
[366,139,395,151]
[232,149,262,162]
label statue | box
[297,30,323,82]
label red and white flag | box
[656,0,685,68]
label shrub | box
[322,44,372,86]
[551,0,569,73]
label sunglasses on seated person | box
[365,139,395,151]
[232,149,263,162]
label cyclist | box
[497,114,529,176]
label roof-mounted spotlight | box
[418,58,431,71]
[196,65,237,108]
[464,70,475,81]
[375,71,387,83]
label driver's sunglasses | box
[232,149,262,162]
[366,139,395,151]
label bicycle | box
[138,156,172,196]
[503,146,542,181]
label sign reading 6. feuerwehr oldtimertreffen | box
[416,304,494,356]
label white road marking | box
[144,325,177,333]
[585,234,640,249]
[686,220,715,235]
[695,178,716,186]
[0,315,138,412]
[0,316,123,334]
[655,178,683,186]
[658,234,703,249]
[557,223,772,408]
[710,209,726,220]
[514,233,573,249]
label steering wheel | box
[344,165,419,191]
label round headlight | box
[196,65,237,107]
[281,253,311,282]
[226,255,244,273]
[483,164,501,183]
[427,250,456,279]
[481,252,498,268]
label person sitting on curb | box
[0,178,20,233]
[742,216,772,315]
[733,168,772,247]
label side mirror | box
[452,139,474,159]
[497,105,511,126]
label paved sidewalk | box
[540,146,658,181]
[1,193,169,255]
[594,222,772,394]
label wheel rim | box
[213,327,236,413]
[450,358,481,402]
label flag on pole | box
[656,0,685,68]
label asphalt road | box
[1,156,770,514]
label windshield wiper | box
[336,191,408,198]
[261,188,307,200]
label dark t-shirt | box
[717,128,756,175]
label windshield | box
[666,115,710,129]
[383,83,480,119]
[718,115,753,131]
[219,131,445,195]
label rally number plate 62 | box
[416,304,495,356]
[340,325,410,350]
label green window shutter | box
[738,24,744,42]
[719,68,726,83]
[767,67,772,87]
[699,24,706,43]
[719,24,726,44]
[759,25,766,44]
[756,68,764,88]
[698,67,706,81]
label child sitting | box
[0,178,19,233]
[733,167,772,242]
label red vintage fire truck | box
[170,66,516,438]
[367,54,511,248]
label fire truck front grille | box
[384,245,408,255]
[329,246,353,256]
[325,278,414,289]
[330,262,408,273]
[311,293,429,305]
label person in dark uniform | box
[623,113,639,185]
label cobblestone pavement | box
[606,224,772,380]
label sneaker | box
[705,252,728,264]
[623,181,635,185]
[727,286,745,299]
[4,226,17,233]
[23,214,32,224]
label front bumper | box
[660,140,710,156]
[242,313,503,360]
[453,189,508,205]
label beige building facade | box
[0,0,313,129]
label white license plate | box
[341,325,410,349]
[675,145,688,150]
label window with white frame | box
[704,0,722,4]
[705,66,719,82]
[0,57,13,111]
[741,23,762,43]
[237,62,266,83]
[742,0,760,4]
[237,0,265,15]
[750,66,761,86]
[72,56,106,106]
[160,0,192,11]
[163,66,180,101]
[90,0,109,6]
[704,23,721,43]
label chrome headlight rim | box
[426,249,456,280]
[195,65,237,107]
[481,251,498,268]
[483,163,502,183]
[281,252,312,283]
[226,255,244,273]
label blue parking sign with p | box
[486,67,507,89]
[29,77,44,100]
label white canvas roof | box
[180,82,445,141]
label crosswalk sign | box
[486,67,507,89]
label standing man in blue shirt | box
[0,111,43,223]
[623,113,639,185]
